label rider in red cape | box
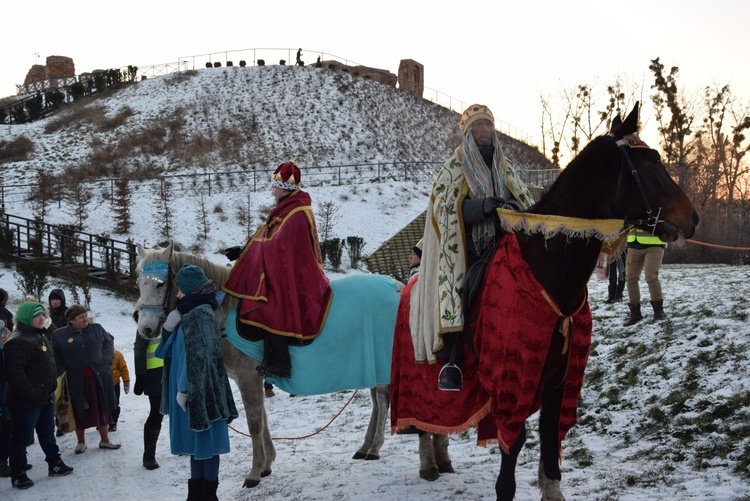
[223,162,332,378]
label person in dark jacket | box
[47,289,68,331]
[133,330,164,470]
[0,288,14,332]
[4,302,73,489]
[51,304,120,454]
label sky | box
[3,0,750,147]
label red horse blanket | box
[390,233,592,452]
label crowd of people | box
[0,103,672,498]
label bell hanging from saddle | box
[438,363,463,391]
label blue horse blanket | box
[224,273,400,396]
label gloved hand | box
[482,196,507,217]
[224,246,243,261]
[176,391,188,412]
[124,382,130,395]
[133,377,145,396]
[163,310,182,332]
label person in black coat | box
[47,289,68,331]
[4,302,73,489]
[133,330,164,470]
[0,289,13,332]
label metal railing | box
[0,212,137,279]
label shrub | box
[346,236,365,269]
[239,60,246,67]
[321,238,345,271]
[226,61,233,67]
[14,258,50,299]
[257,59,265,66]
[205,62,212,68]
[279,60,286,65]
[0,135,34,163]
[213,62,221,68]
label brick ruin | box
[314,58,424,98]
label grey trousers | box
[625,245,664,304]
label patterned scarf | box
[461,128,509,251]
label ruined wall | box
[397,59,424,97]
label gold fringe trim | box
[496,209,624,243]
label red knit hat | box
[271,162,301,191]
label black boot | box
[187,478,202,501]
[623,303,643,326]
[143,425,161,470]
[256,333,291,378]
[605,284,616,303]
[651,300,667,321]
[201,479,219,501]
[614,282,625,302]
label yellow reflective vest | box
[146,335,164,370]
[627,229,666,247]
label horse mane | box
[136,245,232,287]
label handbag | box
[55,372,76,434]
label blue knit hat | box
[17,301,46,326]
[175,264,209,295]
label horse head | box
[607,102,699,242]
[134,242,175,339]
[536,102,698,243]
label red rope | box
[684,239,750,251]
[228,389,360,440]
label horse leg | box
[222,342,275,488]
[418,431,440,481]
[496,426,526,501]
[538,383,565,501]
[432,434,454,473]
[352,384,389,460]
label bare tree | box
[152,179,174,239]
[195,191,210,240]
[29,168,56,221]
[63,180,89,229]
[316,200,341,242]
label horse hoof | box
[261,469,272,477]
[419,468,440,482]
[364,453,380,461]
[352,451,366,460]
[438,463,455,474]
[243,478,260,488]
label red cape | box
[390,234,591,452]
[223,190,332,339]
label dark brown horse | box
[390,103,699,500]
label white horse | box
[134,243,401,488]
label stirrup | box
[438,363,463,391]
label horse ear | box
[610,115,623,133]
[136,243,148,259]
[610,102,640,138]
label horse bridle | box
[137,261,174,317]
[612,135,662,235]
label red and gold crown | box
[271,162,301,190]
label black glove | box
[482,196,506,217]
[133,377,145,396]
[224,246,242,261]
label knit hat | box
[412,239,423,259]
[65,304,88,322]
[175,264,209,295]
[16,301,46,326]
[271,162,301,191]
[459,104,495,134]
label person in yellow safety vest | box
[133,332,164,470]
[623,228,667,325]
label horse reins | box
[612,136,662,235]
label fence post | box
[208,173,211,196]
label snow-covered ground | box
[1,261,748,500]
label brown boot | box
[651,300,666,321]
[623,303,643,326]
